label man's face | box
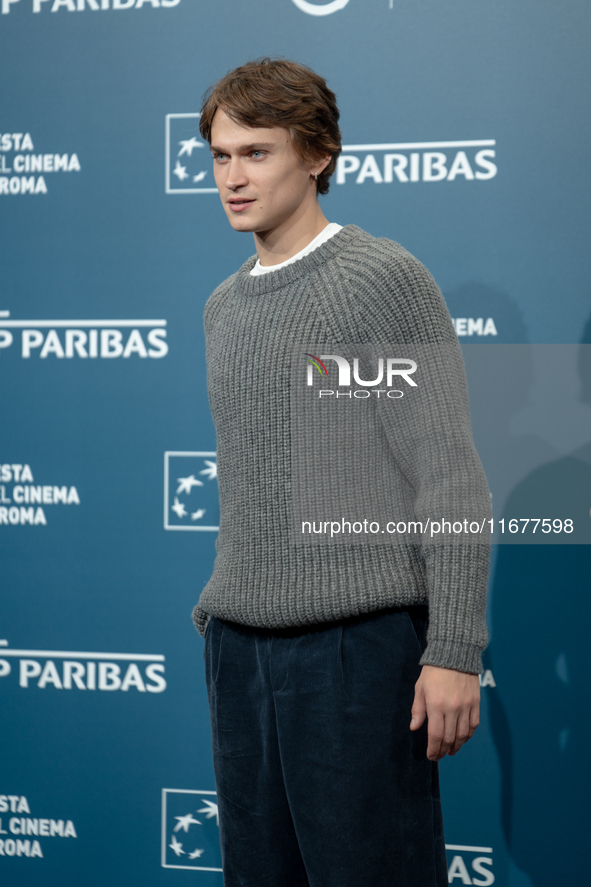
[209,108,317,235]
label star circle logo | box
[164,452,219,532]
[291,0,351,16]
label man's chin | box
[227,215,273,237]
[226,212,259,233]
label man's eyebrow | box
[209,142,276,154]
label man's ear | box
[311,155,332,177]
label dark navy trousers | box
[204,606,448,887]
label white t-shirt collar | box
[250,222,343,276]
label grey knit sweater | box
[192,224,491,674]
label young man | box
[192,57,491,887]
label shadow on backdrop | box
[487,312,591,885]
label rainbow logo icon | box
[302,353,329,377]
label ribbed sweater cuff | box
[419,638,484,674]
[192,604,209,637]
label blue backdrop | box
[1,1,590,884]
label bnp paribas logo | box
[163,452,218,531]
[161,789,221,873]
[165,114,218,195]
[291,0,350,13]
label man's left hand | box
[410,665,480,761]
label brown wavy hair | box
[199,57,342,196]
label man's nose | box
[225,157,248,190]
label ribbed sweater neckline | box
[235,224,365,296]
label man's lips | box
[228,198,255,213]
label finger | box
[468,697,480,739]
[439,708,459,759]
[410,685,427,731]
[450,692,481,755]
[426,710,445,761]
[449,707,471,756]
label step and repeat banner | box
[1,1,589,885]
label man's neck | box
[252,205,330,268]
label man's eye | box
[251,151,265,159]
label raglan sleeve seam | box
[330,244,491,673]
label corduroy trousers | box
[204,606,448,887]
